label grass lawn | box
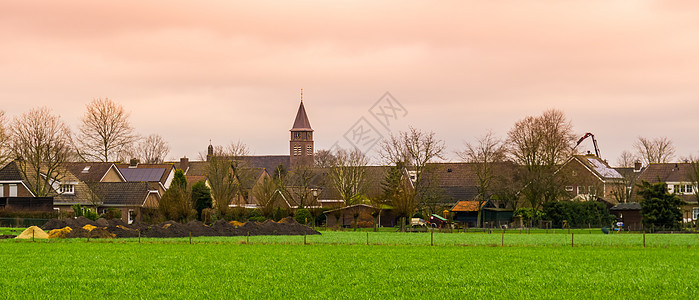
[1,232,698,298]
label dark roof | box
[245,156,290,174]
[119,168,166,182]
[63,162,119,182]
[290,101,313,131]
[313,166,390,200]
[115,163,174,184]
[185,161,208,177]
[638,163,695,183]
[422,162,519,203]
[0,161,22,181]
[92,182,159,206]
[610,202,642,211]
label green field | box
[1,231,698,298]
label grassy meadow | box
[1,230,697,298]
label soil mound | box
[66,227,115,239]
[15,226,49,239]
[42,219,67,231]
[38,217,321,238]
[95,218,109,227]
[65,217,97,229]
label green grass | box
[0,241,696,299]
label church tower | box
[290,91,314,169]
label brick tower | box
[290,95,314,169]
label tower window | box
[294,146,302,156]
[307,145,313,155]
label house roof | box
[63,162,121,182]
[90,182,160,206]
[0,161,22,181]
[570,155,623,180]
[118,168,166,182]
[115,163,174,184]
[638,163,696,183]
[290,101,313,132]
[323,204,377,214]
[422,162,519,204]
[450,200,486,212]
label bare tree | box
[251,175,279,218]
[328,148,370,207]
[314,149,336,168]
[134,134,170,164]
[634,137,675,165]
[380,126,446,230]
[616,150,638,168]
[0,110,9,167]
[76,98,138,162]
[206,146,237,217]
[457,130,507,227]
[507,109,576,210]
[9,107,73,197]
[687,154,699,206]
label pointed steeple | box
[291,101,313,132]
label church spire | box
[291,97,313,132]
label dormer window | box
[82,166,91,173]
[59,184,75,195]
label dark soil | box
[0,235,16,239]
[40,217,321,238]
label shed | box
[610,202,643,231]
[323,204,396,228]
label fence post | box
[571,233,574,247]
[247,232,249,244]
[588,223,591,234]
[501,230,504,247]
[643,231,646,248]
[32,230,35,243]
[431,229,434,246]
[189,232,192,244]
[304,233,307,245]
[366,232,369,246]
[138,230,141,243]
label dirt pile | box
[38,217,321,238]
[15,226,49,239]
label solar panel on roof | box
[119,168,166,182]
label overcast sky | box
[2,0,699,164]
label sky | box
[2,0,699,164]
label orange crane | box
[575,132,600,158]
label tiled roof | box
[63,162,118,182]
[638,163,695,183]
[0,161,22,181]
[451,201,486,212]
[422,162,518,203]
[291,101,313,131]
[91,182,159,206]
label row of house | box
[0,159,174,223]
[1,98,697,228]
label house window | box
[59,184,75,195]
[694,208,699,220]
[565,186,573,192]
[677,184,695,194]
[306,145,313,155]
[293,146,302,156]
[9,184,17,197]
[0,184,3,197]
[577,186,586,195]
[589,186,596,195]
[128,209,135,224]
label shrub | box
[295,208,313,225]
[247,209,266,222]
[542,201,615,228]
[102,208,122,220]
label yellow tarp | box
[48,227,72,239]
[15,226,49,239]
[229,221,244,227]
[82,224,97,232]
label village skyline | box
[3,1,699,162]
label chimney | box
[180,157,189,173]
[634,161,642,172]
[129,158,139,168]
